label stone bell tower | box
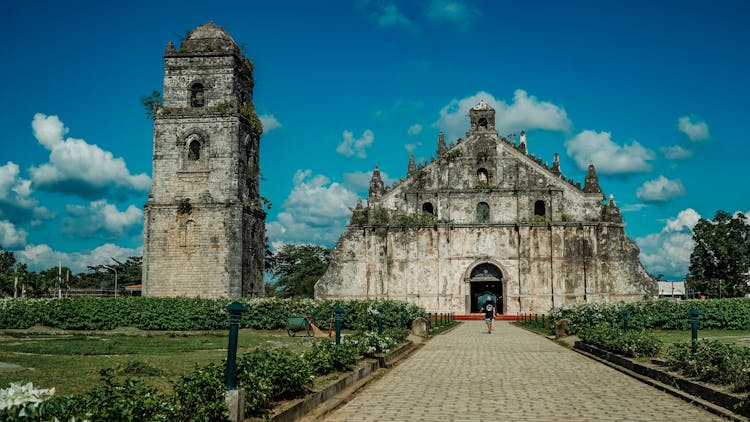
[142,22,265,298]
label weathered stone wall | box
[316,224,653,313]
[316,100,655,312]
[142,23,264,298]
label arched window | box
[476,202,490,223]
[188,140,201,160]
[478,117,488,129]
[422,202,434,216]
[534,200,546,221]
[190,83,205,107]
[477,168,489,183]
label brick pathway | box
[324,321,723,421]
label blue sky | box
[2,1,748,279]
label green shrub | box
[172,363,228,421]
[549,298,750,334]
[579,325,662,358]
[0,297,426,332]
[665,340,750,392]
[304,339,358,375]
[236,347,312,416]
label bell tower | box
[142,22,265,298]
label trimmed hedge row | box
[578,325,662,358]
[0,297,426,332]
[549,298,750,334]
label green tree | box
[688,210,750,298]
[267,244,329,298]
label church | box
[315,101,656,314]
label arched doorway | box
[469,263,503,313]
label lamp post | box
[102,265,118,297]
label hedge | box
[548,298,750,334]
[0,297,426,332]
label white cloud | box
[636,208,700,278]
[28,114,151,199]
[62,200,143,239]
[266,170,361,246]
[435,90,572,142]
[408,124,423,136]
[343,170,395,192]
[336,129,375,159]
[677,115,710,142]
[405,142,422,153]
[16,243,142,273]
[376,4,412,27]
[636,176,686,203]
[565,130,655,174]
[619,203,647,213]
[259,113,281,132]
[427,0,480,28]
[0,220,28,248]
[660,145,693,160]
[0,161,52,224]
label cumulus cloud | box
[565,130,655,175]
[0,161,52,224]
[62,200,143,239]
[435,90,572,142]
[16,243,142,273]
[408,124,423,136]
[336,129,375,159]
[28,113,151,199]
[636,208,701,278]
[677,115,710,142]
[404,142,422,153]
[259,113,281,132]
[660,145,693,160]
[377,4,412,27]
[266,170,361,246]
[343,169,395,192]
[426,0,480,28]
[636,176,686,203]
[0,220,28,249]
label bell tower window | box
[190,83,205,108]
[477,168,489,183]
[478,117,488,129]
[188,140,201,161]
[534,200,546,222]
[476,202,490,223]
[422,202,435,217]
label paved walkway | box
[324,321,723,421]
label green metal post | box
[400,305,406,329]
[224,301,248,390]
[620,309,630,332]
[689,309,700,353]
[377,306,384,334]
[542,314,545,328]
[334,306,343,345]
[535,313,538,328]
[587,308,593,329]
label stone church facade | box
[142,23,265,297]
[315,101,656,314]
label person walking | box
[481,299,496,334]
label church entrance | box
[469,263,503,314]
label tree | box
[267,244,330,298]
[687,210,750,298]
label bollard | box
[689,309,700,353]
[224,301,248,390]
[535,313,539,328]
[620,309,630,332]
[587,308,593,329]
[334,306,343,345]
[401,305,406,329]
[377,306,384,334]
[428,313,432,331]
[542,314,545,328]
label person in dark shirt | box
[481,299,496,334]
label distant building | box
[142,23,265,298]
[316,101,657,314]
[658,281,686,298]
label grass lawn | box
[652,329,750,347]
[0,327,321,394]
